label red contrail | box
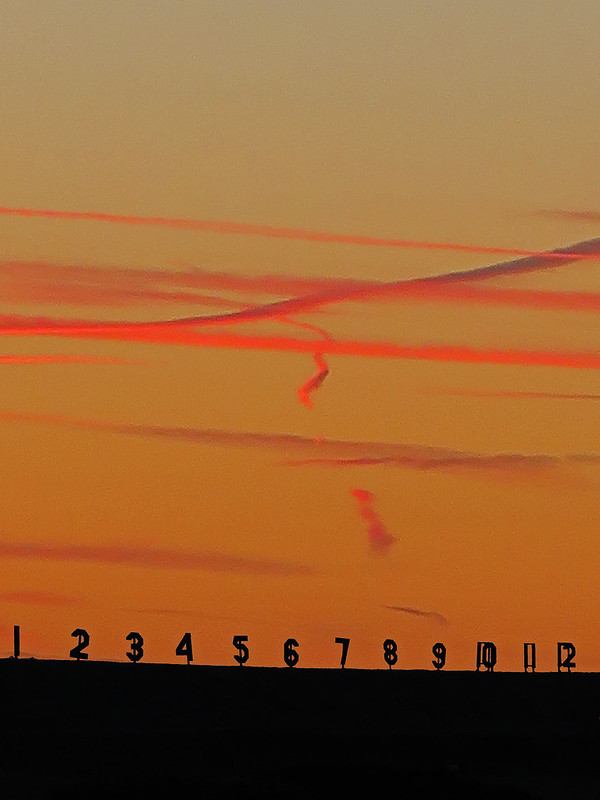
[350,488,395,554]
[437,388,600,401]
[0,354,132,365]
[4,205,600,260]
[2,319,600,370]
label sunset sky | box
[1,1,599,671]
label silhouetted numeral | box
[175,632,193,664]
[70,628,90,661]
[233,635,249,666]
[126,631,144,663]
[557,642,576,673]
[476,641,497,672]
[524,642,536,672]
[284,638,299,668]
[432,642,446,670]
[335,637,350,668]
[383,639,398,669]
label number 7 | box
[335,637,350,668]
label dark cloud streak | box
[1,410,597,476]
[0,542,316,576]
[383,605,447,624]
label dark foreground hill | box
[2,659,599,798]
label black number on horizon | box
[524,642,536,673]
[175,632,193,665]
[233,635,249,666]
[69,629,90,661]
[284,638,299,668]
[126,631,144,663]
[557,642,576,673]
[335,637,350,668]
[476,641,497,672]
[383,639,397,669]
[432,642,446,670]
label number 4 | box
[175,632,193,665]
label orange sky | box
[0,1,599,671]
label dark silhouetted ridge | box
[2,659,598,799]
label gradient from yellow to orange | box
[0,1,599,671]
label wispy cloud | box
[1,410,596,477]
[0,542,317,576]
[0,260,246,309]
[383,605,447,624]
[286,453,600,473]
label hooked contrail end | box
[298,352,329,408]
[278,318,333,408]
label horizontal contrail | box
[2,318,600,370]
[0,354,132,365]
[383,605,447,624]
[438,388,600,401]
[4,205,600,261]
[283,453,600,470]
[0,541,316,576]
[1,410,597,474]
[537,209,600,223]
